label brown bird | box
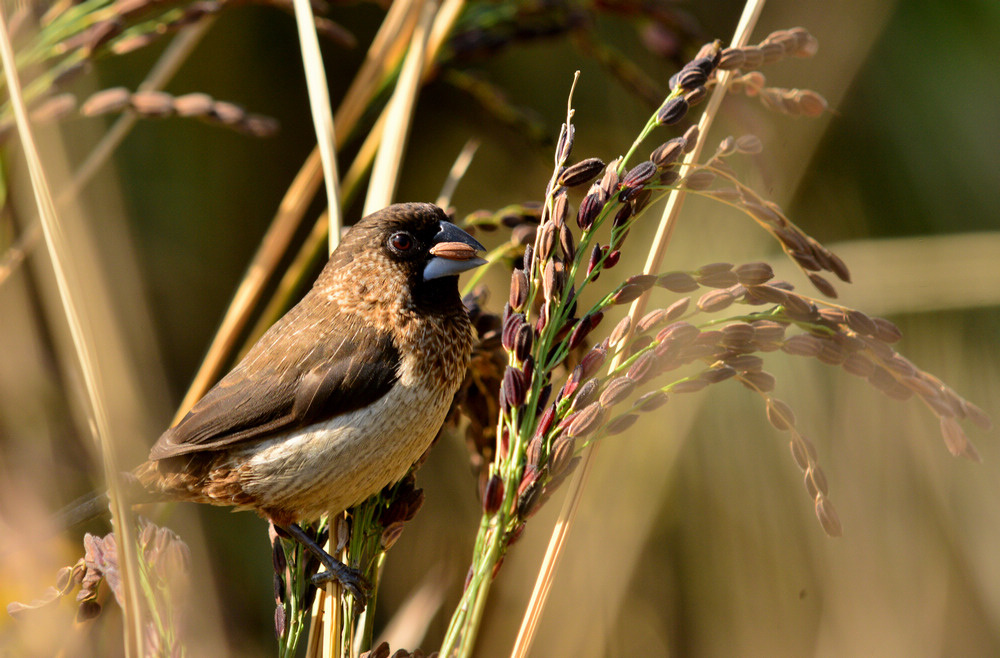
[129,202,484,603]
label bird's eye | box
[390,232,414,252]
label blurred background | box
[1,0,998,655]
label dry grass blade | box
[511,2,769,655]
[0,8,145,654]
[291,0,342,253]
[436,138,480,208]
[334,0,421,135]
[363,0,437,214]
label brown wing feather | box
[149,310,400,460]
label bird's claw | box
[311,565,371,610]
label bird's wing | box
[148,318,400,460]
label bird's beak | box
[423,221,487,281]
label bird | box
[126,202,485,604]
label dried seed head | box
[586,244,603,279]
[638,308,669,333]
[798,90,828,117]
[612,203,633,229]
[514,324,533,362]
[537,223,557,262]
[613,283,645,305]
[789,434,815,470]
[559,157,606,188]
[807,272,838,298]
[568,314,596,350]
[130,90,174,117]
[650,137,686,168]
[721,319,752,340]
[816,339,848,366]
[559,222,576,261]
[766,398,795,430]
[28,93,75,123]
[697,288,736,312]
[696,268,738,288]
[566,402,605,438]
[843,310,876,336]
[580,345,608,378]
[716,136,738,157]
[576,192,604,230]
[781,334,821,357]
[657,97,689,125]
[871,317,903,343]
[503,366,527,408]
[482,475,504,515]
[718,47,746,70]
[600,164,621,197]
[526,432,543,469]
[636,390,669,411]
[82,87,132,116]
[545,436,573,477]
[502,312,525,351]
[542,260,565,301]
[535,404,557,439]
[509,269,528,312]
[804,465,829,498]
[600,377,636,407]
[672,65,708,91]
[682,125,700,152]
[552,192,569,227]
[556,122,575,163]
[842,353,875,378]
[672,378,708,394]
[656,320,700,347]
[517,475,543,519]
[663,297,691,323]
[733,262,773,286]
[567,372,597,406]
[815,495,842,537]
[621,161,658,191]
[609,316,632,347]
[657,271,699,292]
[741,45,765,69]
[740,369,776,392]
[939,416,979,460]
[683,169,716,190]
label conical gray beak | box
[423,221,487,281]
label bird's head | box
[323,203,486,313]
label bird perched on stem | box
[128,202,485,605]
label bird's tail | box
[52,470,164,530]
[53,489,110,529]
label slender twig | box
[510,2,768,655]
[0,7,146,655]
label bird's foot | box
[281,522,371,609]
[311,562,371,608]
